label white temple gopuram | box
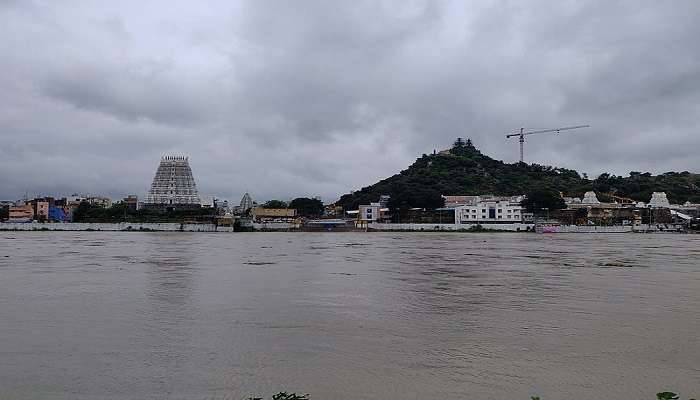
[145,155,201,209]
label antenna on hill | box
[506,125,589,163]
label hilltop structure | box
[145,156,201,210]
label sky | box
[1,0,699,204]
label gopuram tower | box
[145,155,201,210]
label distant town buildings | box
[145,155,201,210]
[65,195,113,208]
[213,198,230,215]
[1,148,697,233]
[560,190,698,227]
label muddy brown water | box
[0,232,698,399]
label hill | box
[336,139,700,210]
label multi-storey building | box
[8,203,34,222]
[357,202,391,223]
[447,195,527,224]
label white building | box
[581,191,601,205]
[358,202,390,222]
[648,192,671,208]
[449,195,527,224]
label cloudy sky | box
[1,1,699,203]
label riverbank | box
[1,221,693,234]
[0,222,218,232]
[367,222,534,232]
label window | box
[498,209,502,213]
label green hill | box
[337,139,700,210]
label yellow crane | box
[506,125,589,163]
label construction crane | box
[506,125,589,163]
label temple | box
[145,155,201,210]
[239,192,254,213]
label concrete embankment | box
[537,224,686,233]
[537,225,633,233]
[0,222,218,232]
[367,223,534,232]
[251,222,300,231]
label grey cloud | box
[41,63,211,126]
[1,0,699,202]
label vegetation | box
[249,393,309,400]
[337,139,700,210]
[289,197,324,217]
[72,202,213,223]
[0,205,8,221]
[520,186,566,213]
[656,392,695,400]
[262,200,288,209]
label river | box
[0,232,698,399]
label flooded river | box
[0,232,698,399]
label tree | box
[521,186,566,214]
[262,200,288,209]
[387,188,444,210]
[289,197,324,217]
[450,137,479,156]
[72,201,95,222]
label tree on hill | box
[450,137,478,156]
[387,187,445,210]
[289,197,324,217]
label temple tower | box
[145,155,201,209]
[239,192,254,213]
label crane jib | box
[506,124,589,138]
[504,124,589,162]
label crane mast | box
[506,125,589,163]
